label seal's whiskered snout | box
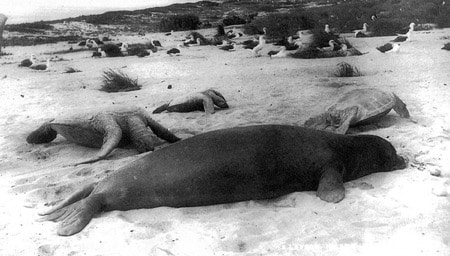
[394,154,408,170]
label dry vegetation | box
[100,69,141,92]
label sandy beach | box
[0,27,449,255]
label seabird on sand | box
[86,39,99,49]
[243,39,259,49]
[165,30,174,36]
[376,43,400,53]
[339,43,348,51]
[167,48,180,56]
[354,23,370,37]
[120,43,129,53]
[324,24,331,33]
[318,40,337,52]
[92,51,101,57]
[30,59,51,71]
[391,35,408,42]
[252,35,266,56]
[274,36,299,51]
[19,54,37,67]
[396,23,415,37]
[153,40,162,47]
[92,48,105,58]
[218,43,235,51]
[268,46,288,58]
[392,23,415,42]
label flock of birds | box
[16,21,450,72]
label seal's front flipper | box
[127,115,158,152]
[152,103,169,114]
[317,166,345,203]
[201,95,215,114]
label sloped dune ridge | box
[0,28,450,255]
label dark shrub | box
[370,19,405,37]
[243,12,315,39]
[290,47,322,59]
[216,24,226,36]
[436,5,450,28]
[309,29,339,48]
[223,15,247,26]
[335,62,362,77]
[100,69,141,93]
[159,14,201,32]
[64,67,81,73]
[5,21,53,33]
[188,31,211,45]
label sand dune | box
[0,28,449,255]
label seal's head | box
[203,89,229,109]
[343,135,408,181]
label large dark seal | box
[39,125,406,236]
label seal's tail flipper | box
[38,183,104,236]
[39,183,96,216]
[152,103,169,114]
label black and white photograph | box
[0,0,449,255]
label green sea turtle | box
[152,89,229,114]
[304,88,410,134]
[26,106,180,165]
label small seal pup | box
[39,125,406,236]
[152,89,229,114]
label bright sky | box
[2,0,200,24]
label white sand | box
[1,28,450,255]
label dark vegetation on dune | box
[244,11,316,39]
[241,0,449,40]
[0,52,12,57]
[334,62,362,77]
[3,0,449,47]
[3,35,81,47]
[100,69,141,93]
[159,14,201,32]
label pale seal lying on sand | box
[38,125,407,236]
[152,89,229,114]
[26,106,180,165]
